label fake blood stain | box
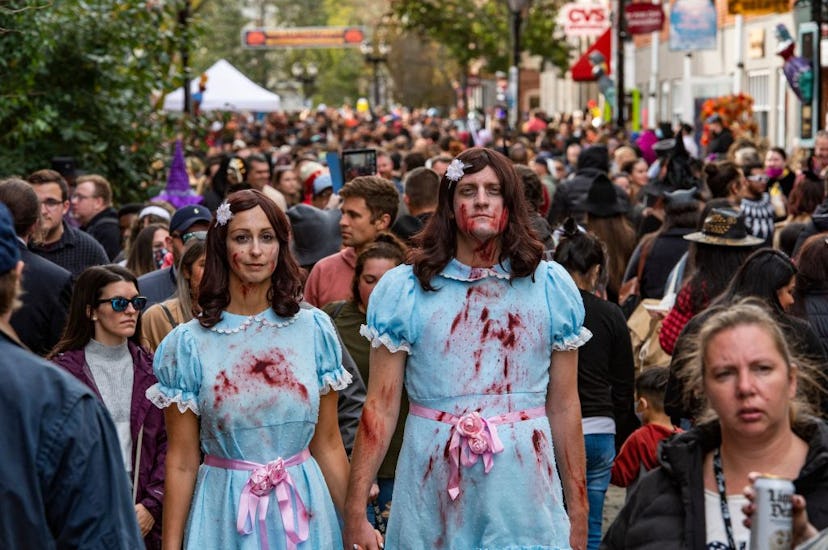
[358,408,383,448]
[249,353,308,400]
[212,350,308,409]
[213,371,239,407]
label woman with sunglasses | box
[49,265,165,549]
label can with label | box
[749,475,794,550]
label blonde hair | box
[679,300,821,423]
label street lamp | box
[291,62,318,108]
[360,40,390,109]
[506,0,532,130]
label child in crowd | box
[611,366,682,489]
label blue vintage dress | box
[147,306,351,550]
[361,259,590,550]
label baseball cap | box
[170,204,213,234]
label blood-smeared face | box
[225,205,279,287]
[452,165,508,248]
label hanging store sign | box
[727,0,790,16]
[558,3,611,38]
[624,3,665,35]
[242,26,366,49]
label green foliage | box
[0,0,181,203]
[391,0,570,75]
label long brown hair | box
[410,147,543,290]
[198,189,302,327]
[50,265,142,356]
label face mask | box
[154,248,169,269]
[766,167,784,179]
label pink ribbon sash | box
[204,449,311,550]
[408,403,546,500]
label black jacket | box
[801,289,828,355]
[793,201,828,256]
[578,290,637,447]
[601,418,828,550]
[10,243,72,356]
[82,207,121,261]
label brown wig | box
[350,232,407,307]
[198,189,302,327]
[50,265,142,356]
[410,147,544,291]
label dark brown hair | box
[125,223,168,277]
[351,232,407,306]
[28,169,69,201]
[410,147,544,291]
[198,189,302,327]
[50,265,142,356]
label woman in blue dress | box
[344,147,591,550]
[147,189,353,549]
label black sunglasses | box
[96,296,148,312]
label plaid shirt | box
[29,222,109,277]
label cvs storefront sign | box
[558,3,611,38]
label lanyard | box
[712,447,737,550]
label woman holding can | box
[601,301,828,549]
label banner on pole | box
[242,27,366,49]
[669,0,717,51]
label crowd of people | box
[2,105,828,550]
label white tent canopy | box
[162,59,281,112]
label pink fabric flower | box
[249,465,274,496]
[267,459,287,485]
[248,459,287,496]
[467,435,489,455]
[456,412,485,438]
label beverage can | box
[749,474,794,550]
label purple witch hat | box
[153,140,203,208]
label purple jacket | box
[52,341,166,549]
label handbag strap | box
[132,425,144,503]
[159,303,178,329]
[636,234,656,282]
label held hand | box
[369,482,380,502]
[344,516,383,550]
[134,503,155,537]
[741,472,818,547]
[568,509,588,550]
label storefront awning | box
[570,29,612,82]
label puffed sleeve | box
[145,323,202,415]
[545,260,592,350]
[359,265,417,354]
[312,309,352,394]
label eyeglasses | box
[182,230,207,244]
[96,296,148,312]
[41,198,65,209]
[71,193,95,201]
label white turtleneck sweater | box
[85,339,134,473]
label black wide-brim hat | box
[684,208,763,247]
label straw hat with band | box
[683,208,763,247]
